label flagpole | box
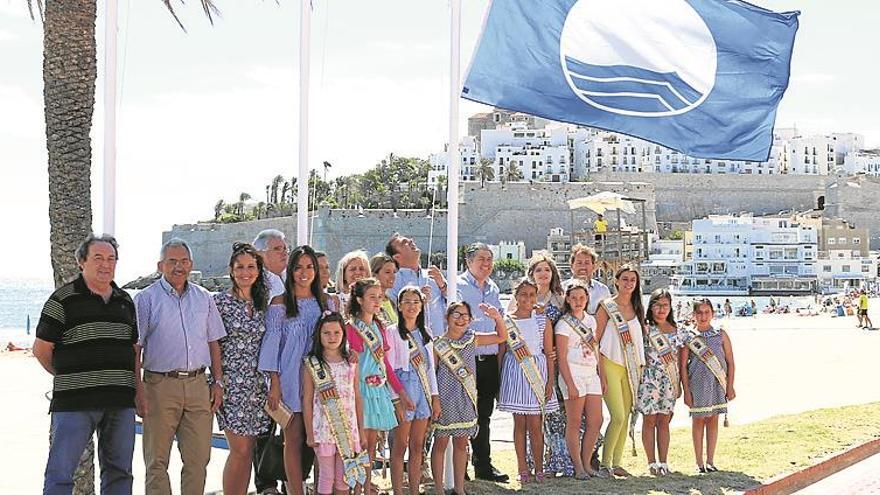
[445,0,461,489]
[297,0,312,246]
[103,0,118,235]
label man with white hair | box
[253,229,288,301]
[134,238,226,495]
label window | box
[863,265,871,273]
[853,238,861,245]
[842,265,851,273]
[828,238,836,245]
[823,265,832,272]
[838,237,847,244]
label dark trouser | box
[44,408,135,495]
[253,433,279,492]
[470,354,499,472]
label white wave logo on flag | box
[560,0,718,117]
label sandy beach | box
[3,309,880,494]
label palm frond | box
[162,0,222,32]
[26,0,44,22]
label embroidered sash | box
[602,299,643,456]
[561,314,598,352]
[352,318,387,379]
[647,325,681,398]
[687,333,727,391]
[305,356,369,488]
[405,331,433,407]
[503,316,546,411]
[434,335,477,413]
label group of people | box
[34,229,737,495]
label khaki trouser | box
[143,372,212,495]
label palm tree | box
[270,174,284,204]
[237,192,251,216]
[504,164,524,183]
[213,199,225,221]
[280,180,291,204]
[476,158,495,187]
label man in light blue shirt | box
[563,244,611,315]
[455,242,509,483]
[385,233,448,337]
[134,238,226,495]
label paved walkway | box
[794,453,880,494]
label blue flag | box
[462,0,799,161]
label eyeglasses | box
[449,311,471,321]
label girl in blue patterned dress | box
[259,245,327,495]
[498,278,559,483]
[637,289,686,476]
[431,301,508,495]
[681,299,736,473]
[346,278,414,495]
[214,243,273,495]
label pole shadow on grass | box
[461,469,761,495]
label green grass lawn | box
[378,402,880,495]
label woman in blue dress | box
[260,245,327,495]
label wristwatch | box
[213,378,224,388]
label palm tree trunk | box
[44,1,98,493]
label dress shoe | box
[474,466,509,483]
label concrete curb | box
[744,438,880,495]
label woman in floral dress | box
[636,289,686,476]
[214,243,273,495]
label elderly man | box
[455,242,508,483]
[253,229,289,301]
[385,232,448,336]
[34,234,140,495]
[563,244,611,315]
[135,238,226,495]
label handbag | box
[256,422,287,482]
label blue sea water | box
[0,278,54,346]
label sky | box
[0,0,877,283]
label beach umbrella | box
[567,191,637,214]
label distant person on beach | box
[858,290,873,329]
[681,299,736,474]
[135,238,226,495]
[593,214,608,241]
[385,232,448,338]
[34,234,139,495]
[251,229,288,495]
[563,244,611,315]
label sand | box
[3,310,879,494]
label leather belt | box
[146,368,206,378]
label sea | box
[0,278,829,349]
[0,278,54,348]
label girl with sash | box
[370,253,400,327]
[334,250,370,314]
[345,278,414,495]
[555,282,604,479]
[431,301,508,495]
[260,245,327,495]
[303,312,367,495]
[594,264,646,478]
[637,289,686,476]
[498,278,559,483]
[388,286,440,495]
[681,299,737,474]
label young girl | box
[260,245,327,495]
[370,253,399,326]
[594,264,646,478]
[346,278,414,494]
[388,286,440,495]
[432,301,508,495]
[303,312,367,495]
[681,299,736,473]
[498,278,559,483]
[637,289,686,476]
[555,282,604,479]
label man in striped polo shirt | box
[34,234,140,495]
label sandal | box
[518,470,533,484]
[706,464,718,472]
[574,471,591,480]
[658,463,670,476]
[612,466,631,478]
[534,472,546,483]
[697,465,708,474]
[649,462,659,476]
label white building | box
[843,149,880,176]
[673,215,818,294]
[489,241,527,264]
[428,136,479,188]
[816,250,877,292]
[481,124,572,182]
